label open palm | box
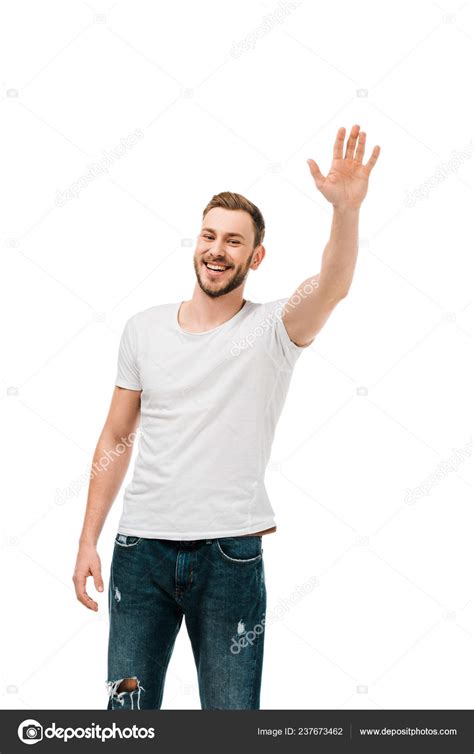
[307,125,380,210]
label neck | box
[178,286,246,332]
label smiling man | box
[73,124,380,711]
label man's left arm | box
[283,124,381,348]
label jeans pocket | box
[114,533,143,547]
[216,536,262,563]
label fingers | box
[79,589,99,611]
[333,126,346,160]
[344,124,360,160]
[73,570,101,611]
[354,131,366,163]
[365,144,381,173]
[335,125,380,172]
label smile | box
[204,262,231,275]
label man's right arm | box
[72,386,141,611]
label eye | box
[229,240,240,244]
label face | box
[193,207,265,298]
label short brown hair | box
[202,191,265,249]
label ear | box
[251,244,266,268]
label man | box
[73,124,380,710]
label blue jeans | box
[106,534,266,710]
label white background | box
[0,0,472,710]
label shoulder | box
[248,298,288,322]
[129,302,177,328]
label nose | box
[208,252,228,264]
[209,243,225,257]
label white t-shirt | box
[114,298,308,540]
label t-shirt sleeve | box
[115,316,142,390]
[264,297,312,368]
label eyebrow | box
[201,227,246,240]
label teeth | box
[206,263,227,271]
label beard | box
[193,251,254,299]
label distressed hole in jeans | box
[106,676,146,709]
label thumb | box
[307,158,324,187]
[92,567,104,593]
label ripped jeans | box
[106,534,266,710]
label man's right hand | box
[73,544,104,611]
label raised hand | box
[307,125,380,210]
